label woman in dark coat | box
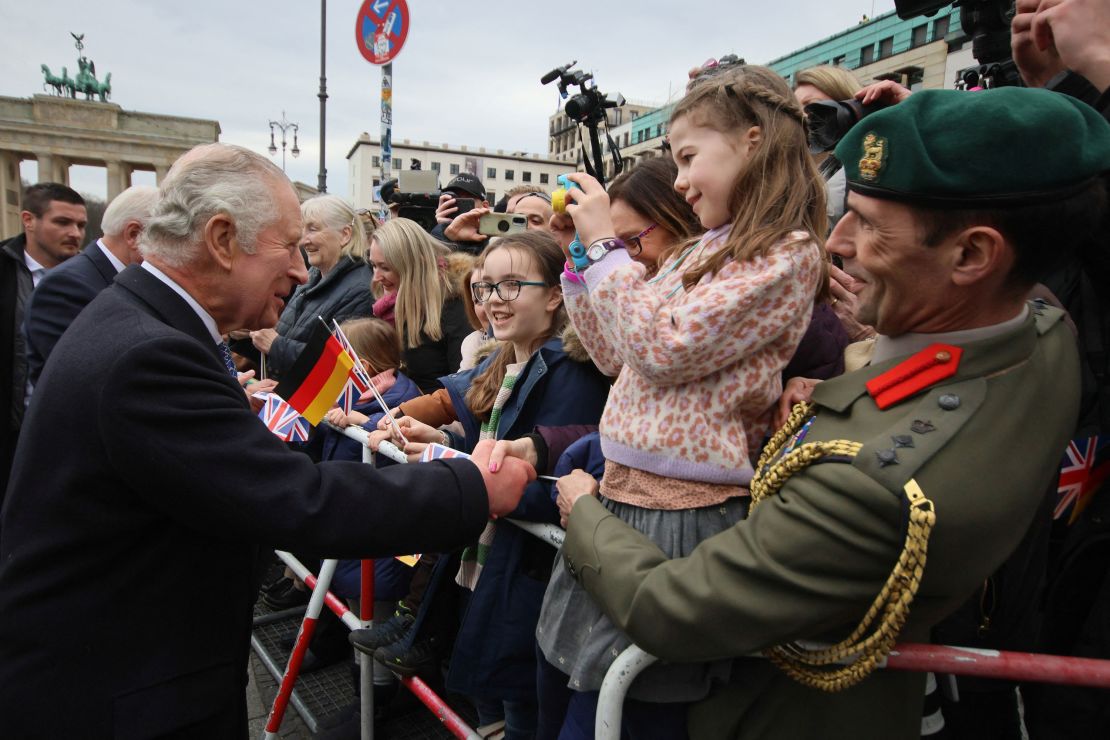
[250,194,374,377]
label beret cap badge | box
[858,132,887,182]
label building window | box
[487,167,497,179]
[878,37,894,58]
[394,158,403,170]
[487,190,496,203]
[505,169,515,181]
[623,133,629,148]
[449,163,460,175]
[833,54,846,66]
[540,173,549,185]
[933,15,950,40]
[373,178,380,188]
[431,161,441,172]
[522,171,532,183]
[655,124,662,138]
[860,44,875,65]
[372,155,380,167]
[911,24,928,47]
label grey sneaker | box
[348,604,415,656]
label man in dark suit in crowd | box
[0,182,86,506]
[0,143,532,739]
[24,184,158,392]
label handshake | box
[367,414,536,519]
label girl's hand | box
[250,328,278,354]
[548,212,577,257]
[445,207,490,243]
[399,440,430,463]
[376,415,442,445]
[324,407,350,428]
[366,428,393,452]
[488,436,539,473]
[555,469,600,528]
[562,174,615,247]
[775,377,820,430]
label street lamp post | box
[267,112,301,172]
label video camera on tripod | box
[541,61,625,186]
[896,0,1022,89]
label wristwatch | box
[585,237,625,264]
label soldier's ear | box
[950,226,1010,289]
[203,213,237,272]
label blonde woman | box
[251,194,374,378]
[369,218,473,392]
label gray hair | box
[101,185,159,237]
[141,143,286,268]
[301,194,368,262]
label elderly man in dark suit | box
[23,184,158,391]
[0,143,532,739]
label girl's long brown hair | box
[672,65,828,297]
[464,231,566,424]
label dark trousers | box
[535,645,689,740]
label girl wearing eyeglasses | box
[374,231,609,738]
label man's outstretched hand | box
[470,439,536,518]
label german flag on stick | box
[274,321,355,426]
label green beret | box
[836,88,1110,208]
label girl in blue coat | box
[384,231,609,738]
[321,317,422,602]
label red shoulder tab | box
[865,343,963,410]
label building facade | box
[547,101,658,167]
[347,135,573,209]
[766,7,969,90]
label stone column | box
[154,164,169,184]
[35,153,69,185]
[0,150,22,237]
[106,160,132,201]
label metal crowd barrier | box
[260,425,1110,740]
[258,425,563,740]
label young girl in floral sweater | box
[535,65,829,739]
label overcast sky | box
[5,0,898,201]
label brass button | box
[935,350,951,362]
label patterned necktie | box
[217,341,238,377]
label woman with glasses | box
[606,157,703,278]
[368,218,475,393]
[373,231,609,739]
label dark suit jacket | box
[0,265,489,739]
[24,240,116,389]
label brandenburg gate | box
[0,94,220,236]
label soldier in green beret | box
[553,87,1110,739]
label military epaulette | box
[855,376,987,495]
[865,343,962,410]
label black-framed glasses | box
[471,279,548,304]
[625,223,657,256]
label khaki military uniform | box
[563,304,1079,739]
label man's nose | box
[826,214,855,259]
[290,252,309,284]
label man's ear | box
[123,220,144,248]
[950,226,1011,288]
[203,213,237,271]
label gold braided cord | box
[751,404,937,692]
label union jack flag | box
[1055,435,1110,524]
[420,443,469,462]
[256,392,311,443]
[336,378,360,415]
[332,320,373,393]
